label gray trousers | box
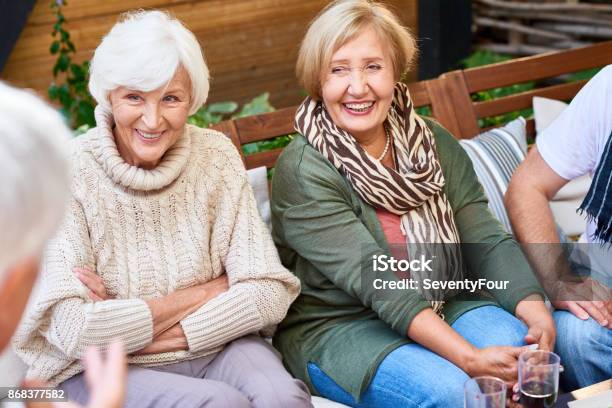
[60,335,312,408]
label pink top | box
[376,208,409,277]
[375,208,405,245]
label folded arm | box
[28,197,153,359]
[77,264,230,354]
[178,150,300,353]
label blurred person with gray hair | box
[0,82,70,352]
[11,10,310,408]
[0,81,126,408]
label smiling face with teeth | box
[321,26,396,146]
[109,66,192,170]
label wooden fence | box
[1,0,418,108]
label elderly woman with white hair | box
[13,10,310,408]
[0,82,126,408]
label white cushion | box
[533,96,568,133]
[533,96,590,236]
[246,166,271,230]
[311,396,351,407]
[460,117,527,233]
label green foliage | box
[187,92,276,128]
[415,106,432,117]
[235,94,294,156]
[567,67,601,82]
[241,135,295,155]
[187,92,293,155]
[187,101,239,128]
[187,93,292,177]
[48,1,96,129]
[233,93,275,119]
[461,49,512,68]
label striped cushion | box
[459,117,527,233]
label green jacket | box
[270,118,545,400]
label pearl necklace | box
[376,127,391,161]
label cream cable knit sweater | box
[13,107,300,386]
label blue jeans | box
[557,241,612,389]
[308,306,527,408]
[308,305,612,407]
[554,310,612,390]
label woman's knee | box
[180,381,251,408]
[202,388,251,408]
[453,305,527,348]
[364,374,465,408]
[364,346,469,408]
[121,368,251,408]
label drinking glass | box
[519,350,560,408]
[464,376,506,408]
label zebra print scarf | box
[295,82,465,313]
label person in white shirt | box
[506,65,612,389]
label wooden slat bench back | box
[211,41,612,169]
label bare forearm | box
[515,294,549,324]
[145,285,209,335]
[406,308,475,371]
[505,183,559,245]
[505,165,573,291]
[135,323,188,354]
[145,275,228,336]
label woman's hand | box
[523,318,556,352]
[199,274,230,303]
[552,278,612,328]
[82,340,127,408]
[74,266,113,301]
[23,340,126,408]
[464,345,531,385]
[514,294,556,351]
[133,323,188,355]
[145,274,229,336]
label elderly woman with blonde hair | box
[13,10,311,408]
[271,0,556,406]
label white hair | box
[0,82,71,280]
[89,10,209,115]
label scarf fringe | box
[577,130,612,245]
[578,206,612,246]
[432,301,445,319]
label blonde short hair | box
[89,10,209,115]
[297,0,417,100]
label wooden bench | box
[212,40,612,170]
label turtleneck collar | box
[91,105,191,191]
